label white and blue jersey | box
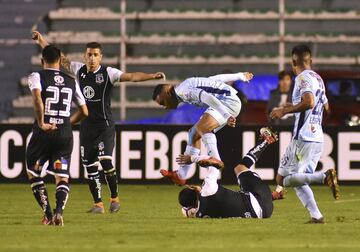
[292,70,328,143]
[175,76,238,107]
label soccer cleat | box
[160,169,186,186]
[87,202,105,214]
[305,217,325,224]
[109,197,120,213]
[260,127,278,144]
[324,169,340,200]
[41,215,53,225]
[272,190,285,201]
[53,213,64,226]
[197,157,225,170]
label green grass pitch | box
[1,184,360,252]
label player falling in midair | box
[153,71,253,185]
[176,127,277,219]
[270,45,340,223]
[26,45,88,225]
[32,31,165,214]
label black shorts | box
[26,127,73,178]
[80,123,115,166]
[238,171,273,218]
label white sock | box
[283,172,325,187]
[177,145,200,179]
[294,185,323,219]
[275,185,284,193]
[202,133,220,160]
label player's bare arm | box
[210,72,254,83]
[31,89,57,131]
[120,72,166,82]
[70,105,89,125]
[32,30,72,72]
[270,92,314,120]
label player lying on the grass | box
[153,71,253,186]
[26,45,88,225]
[32,30,165,214]
[270,45,340,223]
[175,127,276,218]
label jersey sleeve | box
[28,72,42,91]
[107,67,124,84]
[297,74,313,97]
[200,167,220,197]
[74,81,86,106]
[208,72,247,83]
[70,61,85,76]
[175,81,202,103]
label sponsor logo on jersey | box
[95,73,104,84]
[81,73,86,79]
[83,86,95,99]
[54,75,64,85]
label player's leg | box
[99,125,120,213]
[26,133,53,225]
[294,185,324,223]
[81,129,104,213]
[282,142,340,199]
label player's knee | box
[55,175,69,184]
[26,171,34,180]
[188,127,200,145]
[100,159,116,176]
[234,164,248,176]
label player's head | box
[41,45,61,67]
[84,42,103,72]
[278,70,292,93]
[178,186,200,209]
[152,84,179,109]
[291,44,312,74]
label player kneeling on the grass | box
[153,71,253,186]
[26,45,88,226]
[176,127,277,219]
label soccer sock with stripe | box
[86,165,102,203]
[240,140,269,168]
[177,145,200,179]
[55,181,70,215]
[101,159,118,199]
[30,177,53,220]
[202,133,221,160]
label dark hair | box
[178,188,198,208]
[86,42,102,51]
[291,45,311,58]
[42,45,61,64]
[278,70,292,80]
[152,84,166,100]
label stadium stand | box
[1,0,360,122]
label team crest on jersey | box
[95,73,104,84]
[83,86,95,99]
[98,142,105,151]
[54,75,64,85]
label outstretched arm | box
[120,72,166,82]
[209,72,254,83]
[32,30,72,72]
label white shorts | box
[277,139,323,177]
[204,95,241,133]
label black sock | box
[87,166,102,203]
[55,181,70,215]
[105,172,118,199]
[241,140,269,169]
[30,177,52,219]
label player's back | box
[175,77,238,106]
[36,69,77,129]
[292,70,328,142]
[197,185,256,218]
